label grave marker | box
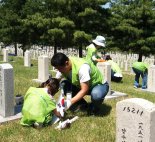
[38,55,49,82]
[0,63,14,117]
[3,49,8,62]
[147,65,155,92]
[33,55,49,83]
[97,62,111,95]
[24,50,31,67]
[116,98,155,142]
[97,62,127,99]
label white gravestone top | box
[147,65,155,92]
[0,63,14,117]
[116,98,155,142]
[97,62,111,95]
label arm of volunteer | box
[70,82,89,104]
[70,63,90,104]
[92,55,97,62]
[53,108,62,118]
[92,55,105,62]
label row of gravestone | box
[0,52,127,119]
[3,46,155,73]
[2,48,155,95]
[6,45,155,61]
[0,62,155,141]
[3,48,155,93]
[3,48,154,80]
[24,50,155,93]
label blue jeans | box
[60,80,109,108]
[132,67,148,89]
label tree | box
[43,0,110,56]
[51,17,75,49]
[0,0,26,55]
[0,0,110,57]
[108,0,155,61]
[19,0,47,53]
[48,28,65,54]
[20,13,50,52]
[66,0,110,56]
[73,31,92,57]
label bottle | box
[66,92,72,100]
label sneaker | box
[33,122,43,129]
[134,85,138,88]
[78,103,88,111]
[142,86,147,89]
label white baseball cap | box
[92,35,105,47]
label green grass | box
[0,55,155,142]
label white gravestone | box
[124,61,128,72]
[24,50,31,67]
[97,62,111,95]
[3,49,9,62]
[120,61,124,69]
[97,62,127,99]
[147,65,155,92]
[116,98,155,142]
[0,63,14,117]
[32,55,49,83]
[38,55,49,82]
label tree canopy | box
[0,0,109,57]
[108,0,155,60]
[0,0,155,59]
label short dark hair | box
[105,55,112,60]
[39,78,59,95]
[51,53,69,67]
[39,78,59,88]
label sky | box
[102,2,111,9]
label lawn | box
[0,55,155,142]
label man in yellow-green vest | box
[51,53,109,115]
[132,59,148,89]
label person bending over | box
[51,53,109,115]
[20,78,62,128]
[85,35,106,65]
[132,59,148,89]
[105,55,123,82]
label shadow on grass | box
[112,80,123,84]
[98,103,112,117]
[64,103,112,117]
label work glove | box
[96,59,106,62]
[64,100,72,110]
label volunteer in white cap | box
[85,35,106,65]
